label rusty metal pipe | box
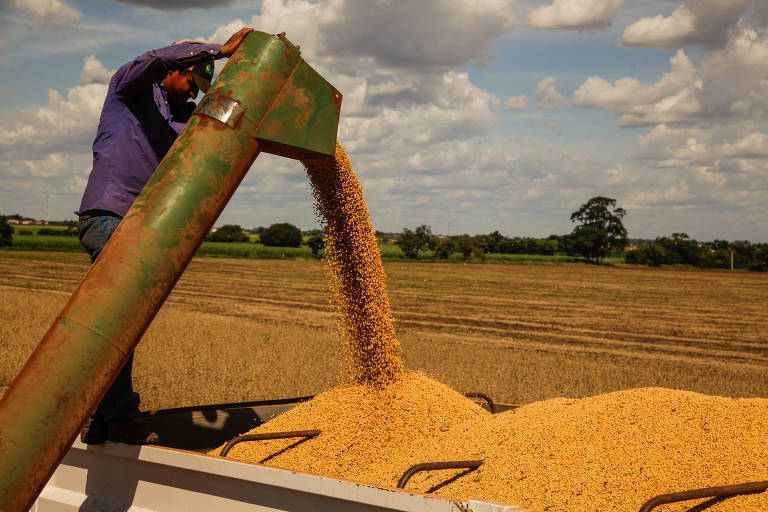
[638,481,768,512]
[397,460,484,489]
[0,31,340,512]
[463,392,497,414]
[219,430,321,457]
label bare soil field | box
[1,251,767,409]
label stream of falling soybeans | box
[302,141,403,387]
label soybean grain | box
[418,386,768,511]
[218,382,768,511]
[215,371,487,485]
[302,142,402,387]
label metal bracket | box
[463,392,497,414]
[193,94,246,129]
[638,481,768,512]
[219,430,321,457]
[397,460,484,489]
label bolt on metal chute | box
[0,31,341,512]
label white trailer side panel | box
[34,440,527,512]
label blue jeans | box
[77,211,141,429]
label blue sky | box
[1,0,766,241]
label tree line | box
[626,234,768,271]
[2,197,766,271]
[206,222,326,258]
[395,196,767,271]
[397,196,629,264]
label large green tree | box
[260,222,302,247]
[208,224,248,243]
[433,238,457,260]
[569,196,627,264]
[397,225,433,259]
[456,235,483,262]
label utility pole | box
[45,190,50,225]
[730,248,734,271]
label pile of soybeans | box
[214,142,768,511]
[219,375,768,511]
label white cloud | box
[629,123,768,204]
[571,50,700,126]
[200,0,766,239]
[696,28,768,122]
[720,132,768,158]
[323,0,516,68]
[0,56,104,219]
[0,40,6,56]
[536,77,563,109]
[217,1,506,150]
[0,55,108,219]
[207,18,247,44]
[339,72,496,149]
[6,0,82,28]
[527,0,625,30]
[340,136,620,235]
[2,151,90,180]
[602,164,624,185]
[620,0,751,50]
[545,122,561,130]
[504,95,527,110]
[573,26,768,127]
[80,55,114,85]
[573,7,768,241]
[0,149,92,221]
[631,125,713,168]
[2,0,512,228]
[0,59,106,158]
[4,0,766,241]
[244,0,517,71]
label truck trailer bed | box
[35,398,526,512]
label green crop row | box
[6,228,601,264]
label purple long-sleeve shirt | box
[77,42,222,217]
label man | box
[76,27,253,445]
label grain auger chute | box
[0,31,341,512]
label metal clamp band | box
[193,94,246,129]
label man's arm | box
[113,42,221,98]
[113,28,253,98]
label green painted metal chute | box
[0,31,341,512]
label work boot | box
[107,420,160,445]
[81,415,108,445]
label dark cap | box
[190,60,214,93]
[173,38,215,93]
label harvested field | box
[1,252,768,407]
[216,372,768,512]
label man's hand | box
[221,27,254,58]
